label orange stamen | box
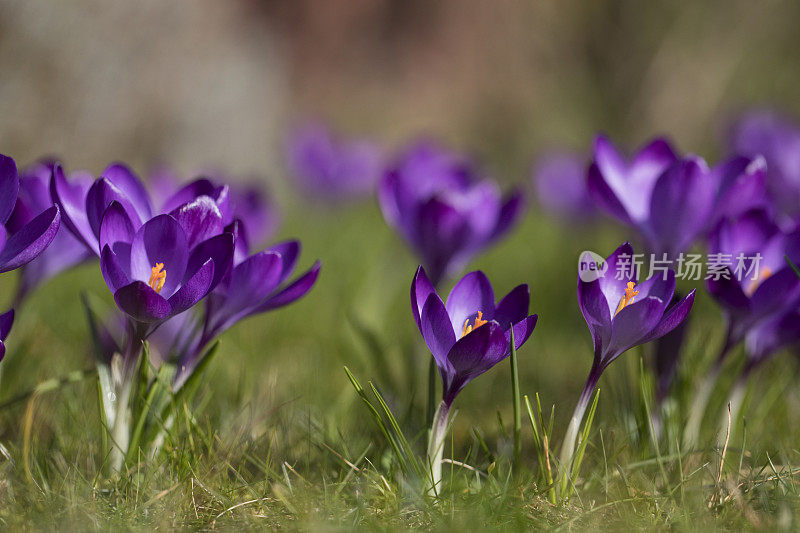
[461,311,488,338]
[148,262,166,293]
[615,281,639,316]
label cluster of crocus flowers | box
[286,121,384,201]
[380,141,524,286]
[47,160,320,471]
[411,266,537,494]
[561,243,694,480]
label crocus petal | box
[417,197,472,284]
[184,233,234,291]
[0,154,19,224]
[99,200,135,262]
[86,178,143,243]
[605,296,668,364]
[167,259,215,316]
[706,269,750,313]
[445,270,496,335]
[130,214,188,297]
[160,178,219,215]
[750,268,800,321]
[100,245,131,291]
[578,277,612,353]
[51,165,97,252]
[212,251,284,325]
[101,163,153,221]
[710,156,768,226]
[493,284,530,328]
[640,290,696,345]
[647,157,714,257]
[587,162,633,225]
[0,308,14,340]
[632,269,675,306]
[169,196,224,249]
[411,265,436,332]
[114,281,172,322]
[745,311,800,365]
[267,240,300,285]
[506,314,538,351]
[252,260,321,312]
[421,292,457,370]
[0,205,60,273]
[490,191,525,240]
[598,242,637,314]
[446,321,509,389]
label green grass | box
[1,200,800,530]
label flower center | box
[745,267,772,297]
[461,311,488,338]
[148,262,166,293]
[615,281,639,316]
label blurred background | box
[3,0,800,474]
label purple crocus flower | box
[561,243,694,471]
[706,208,800,346]
[0,309,14,361]
[379,141,524,286]
[6,160,92,302]
[729,110,800,219]
[588,134,768,259]
[532,151,596,221]
[99,206,234,324]
[0,154,61,274]
[287,121,383,201]
[410,266,537,493]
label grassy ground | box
[1,198,800,531]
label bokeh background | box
[3,0,800,490]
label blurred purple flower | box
[706,208,800,346]
[729,110,800,218]
[588,134,768,259]
[6,160,92,301]
[0,154,61,274]
[0,309,14,361]
[287,122,383,201]
[411,266,537,407]
[532,151,595,220]
[380,141,524,286]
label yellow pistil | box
[746,267,772,296]
[148,262,166,293]
[461,311,488,338]
[615,281,639,316]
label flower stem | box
[426,400,450,497]
[509,328,521,474]
[558,371,595,494]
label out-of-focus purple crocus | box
[684,208,800,444]
[729,110,800,219]
[411,266,537,493]
[7,160,92,302]
[287,121,383,201]
[533,151,596,221]
[0,309,14,361]
[561,243,694,474]
[380,141,524,286]
[588,134,768,259]
[0,154,61,274]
